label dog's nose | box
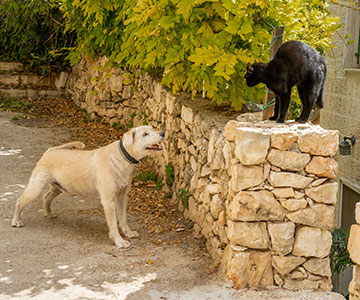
[160,132,165,138]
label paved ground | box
[0,110,346,300]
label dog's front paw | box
[115,239,131,249]
[44,212,57,218]
[125,230,139,239]
[11,219,24,227]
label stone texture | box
[235,128,270,165]
[226,220,270,249]
[210,194,224,219]
[297,129,339,156]
[272,188,295,198]
[267,149,311,171]
[280,198,308,212]
[293,226,332,258]
[181,105,193,125]
[227,190,286,221]
[272,255,306,276]
[348,224,360,265]
[286,204,335,230]
[268,171,313,189]
[305,182,338,205]
[230,164,264,191]
[222,246,273,289]
[303,257,332,277]
[224,120,239,142]
[270,131,298,150]
[268,222,295,255]
[305,156,338,179]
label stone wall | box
[321,3,360,185]
[348,203,360,299]
[66,57,339,290]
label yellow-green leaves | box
[62,0,340,110]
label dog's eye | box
[143,133,148,137]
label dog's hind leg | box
[12,171,49,227]
[99,188,131,248]
[116,186,139,239]
[43,183,62,218]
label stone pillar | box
[222,121,339,290]
[348,203,360,299]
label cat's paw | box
[296,118,308,124]
[269,116,277,121]
[276,118,285,123]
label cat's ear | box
[246,65,254,74]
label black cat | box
[244,41,327,123]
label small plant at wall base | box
[165,163,175,187]
[330,228,353,274]
[179,189,191,210]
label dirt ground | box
[0,98,346,300]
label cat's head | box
[244,61,266,87]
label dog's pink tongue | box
[147,144,163,150]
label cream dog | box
[11,125,165,248]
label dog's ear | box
[123,129,135,146]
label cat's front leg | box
[269,96,279,121]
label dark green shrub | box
[0,0,75,74]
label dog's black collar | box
[118,140,139,165]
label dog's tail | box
[47,141,85,152]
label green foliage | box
[330,228,353,274]
[2,0,340,108]
[128,112,136,128]
[140,111,148,126]
[136,171,158,182]
[0,0,75,74]
[0,94,33,112]
[165,163,175,186]
[136,171,164,190]
[179,188,191,210]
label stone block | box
[303,257,332,277]
[227,190,285,221]
[224,120,239,142]
[226,220,270,249]
[181,105,194,125]
[222,246,273,289]
[286,203,335,230]
[297,129,339,156]
[230,164,265,191]
[270,130,297,151]
[280,198,308,211]
[271,188,295,198]
[293,226,332,258]
[268,171,313,189]
[272,255,306,276]
[305,182,338,205]
[235,128,270,165]
[267,149,311,171]
[210,194,224,219]
[268,222,295,255]
[348,224,360,265]
[305,156,338,179]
